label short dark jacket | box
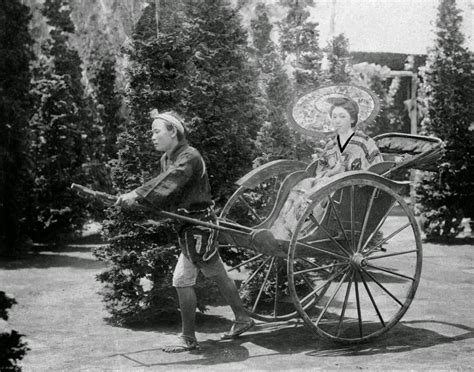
[134,140,213,212]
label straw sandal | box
[221,319,255,340]
[162,335,200,353]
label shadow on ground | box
[107,317,474,368]
[0,245,104,270]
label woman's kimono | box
[271,131,383,240]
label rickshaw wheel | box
[287,173,422,343]
[219,169,305,322]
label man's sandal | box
[221,319,255,340]
[162,335,200,353]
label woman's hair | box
[160,111,187,141]
[329,97,359,127]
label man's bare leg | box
[176,286,197,338]
[162,286,199,352]
[212,272,254,338]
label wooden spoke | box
[336,272,354,337]
[218,244,241,249]
[360,200,397,253]
[304,213,320,235]
[360,271,385,327]
[300,268,347,303]
[252,257,275,312]
[367,264,416,281]
[296,241,349,261]
[238,194,263,223]
[364,222,412,256]
[299,257,323,269]
[294,262,347,276]
[298,257,335,275]
[273,261,280,317]
[367,249,418,261]
[327,195,351,255]
[350,185,355,252]
[228,253,264,272]
[315,271,349,326]
[362,268,404,307]
[240,257,271,289]
[354,272,363,338]
[301,216,351,258]
[300,273,315,291]
[356,188,377,253]
[299,266,348,304]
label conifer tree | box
[251,3,296,165]
[325,33,351,84]
[278,0,323,93]
[416,0,474,239]
[92,55,125,165]
[182,0,265,201]
[0,0,35,254]
[28,0,100,242]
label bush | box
[0,291,29,370]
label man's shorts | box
[172,252,227,288]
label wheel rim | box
[288,175,422,342]
[219,172,306,322]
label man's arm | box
[117,152,198,210]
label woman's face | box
[330,106,353,134]
[151,119,175,152]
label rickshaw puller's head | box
[150,110,186,154]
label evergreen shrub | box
[0,0,34,255]
[0,291,29,370]
[416,0,474,240]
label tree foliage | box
[0,291,29,370]
[325,33,351,84]
[416,0,474,240]
[27,0,102,242]
[0,0,35,255]
[250,3,297,166]
[278,0,323,93]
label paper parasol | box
[288,84,381,138]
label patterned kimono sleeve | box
[346,136,383,171]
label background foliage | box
[0,0,35,255]
[0,291,29,370]
[416,0,474,240]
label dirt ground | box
[1,234,473,371]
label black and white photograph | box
[1,0,473,370]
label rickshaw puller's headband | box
[150,109,185,134]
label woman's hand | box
[311,148,325,161]
[115,191,139,209]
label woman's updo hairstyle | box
[328,97,359,127]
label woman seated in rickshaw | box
[271,97,384,240]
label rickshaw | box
[73,84,443,344]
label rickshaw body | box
[214,133,442,343]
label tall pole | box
[410,74,417,135]
[155,0,160,38]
